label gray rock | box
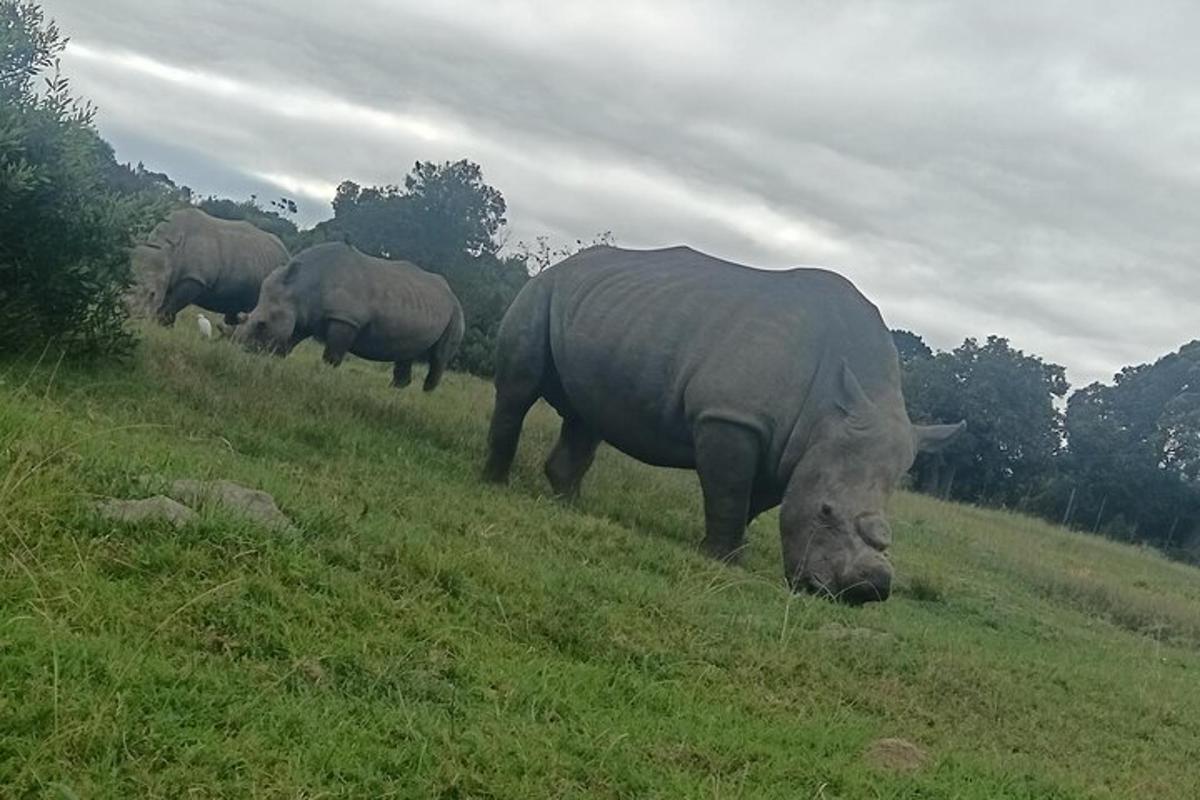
[168,479,295,533]
[96,496,198,528]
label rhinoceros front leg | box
[321,319,358,367]
[694,418,761,563]
[544,415,601,500]
[155,277,205,326]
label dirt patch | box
[865,737,928,772]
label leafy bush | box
[0,1,165,357]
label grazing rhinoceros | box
[483,245,963,603]
[236,242,464,391]
[128,208,290,326]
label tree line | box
[898,330,1200,563]
[3,0,1198,561]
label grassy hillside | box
[3,326,1200,798]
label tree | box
[1051,341,1200,554]
[903,336,1068,506]
[328,159,506,268]
[0,1,165,356]
[892,329,933,365]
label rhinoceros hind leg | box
[695,418,761,563]
[544,415,601,500]
[155,277,205,327]
[392,360,413,389]
[484,385,539,484]
[423,305,464,392]
[423,357,446,392]
[321,319,358,367]
[484,280,550,483]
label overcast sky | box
[50,0,1200,386]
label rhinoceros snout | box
[838,562,893,605]
[789,553,893,604]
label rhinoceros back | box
[158,208,289,314]
[539,246,900,474]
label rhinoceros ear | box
[281,260,302,284]
[835,360,877,428]
[912,421,966,453]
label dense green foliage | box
[896,331,1200,560]
[3,326,1200,797]
[902,335,1068,506]
[1049,341,1200,557]
[328,160,507,266]
[891,329,933,365]
[0,1,165,356]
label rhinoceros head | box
[126,241,171,317]
[236,264,300,356]
[780,361,963,604]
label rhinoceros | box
[128,208,290,326]
[483,245,963,603]
[237,242,464,391]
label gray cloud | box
[49,0,1200,385]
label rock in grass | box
[168,479,295,533]
[865,737,928,772]
[96,496,198,528]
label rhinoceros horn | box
[912,420,966,452]
[834,360,878,431]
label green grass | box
[3,325,1200,798]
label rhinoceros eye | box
[820,503,835,519]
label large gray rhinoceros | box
[128,207,290,326]
[483,245,963,603]
[236,242,464,391]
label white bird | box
[196,312,213,339]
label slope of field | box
[2,326,1199,798]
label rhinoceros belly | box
[350,319,441,362]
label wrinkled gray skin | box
[237,242,464,392]
[128,208,289,326]
[484,246,963,603]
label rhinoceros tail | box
[424,299,465,392]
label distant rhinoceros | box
[237,242,464,391]
[128,208,290,326]
[484,245,963,603]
